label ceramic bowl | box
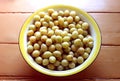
[19,5,101,76]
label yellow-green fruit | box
[74,39,81,47]
[49,56,56,63]
[29,36,36,43]
[34,31,41,40]
[69,62,75,69]
[70,11,76,17]
[61,59,69,67]
[42,51,52,59]
[53,51,62,57]
[35,57,42,64]
[27,45,33,54]
[77,47,85,55]
[62,42,69,48]
[57,65,64,71]
[49,45,55,52]
[82,52,89,59]
[32,50,40,58]
[82,22,89,30]
[35,21,41,28]
[42,59,49,66]
[29,25,36,31]
[27,30,34,37]
[67,16,73,23]
[66,55,73,61]
[48,9,54,15]
[33,15,40,21]
[46,39,52,46]
[77,56,84,64]
[41,44,47,52]
[33,43,40,50]
[55,36,62,43]
[72,31,78,39]
[47,64,55,70]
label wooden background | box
[0,0,120,81]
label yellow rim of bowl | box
[19,4,101,76]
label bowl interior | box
[19,5,101,76]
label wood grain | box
[0,79,120,81]
[0,13,120,45]
[0,44,120,79]
[96,79,120,81]
[0,0,120,80]
[0,0,120,12]
[0,13,31,43]
[0,79,34,81]
[90,13,120,45]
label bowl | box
[19,5,101,76]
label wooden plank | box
[0,44,120,79]
[0,13,120,45]
[90,13,120,45]
[0,13,31,43]
[0,44,34,76]
[96,79,120,81]
[0,79,120,81]
[0,0,120,12]
[0,79,31,81]
[0,79,34,81]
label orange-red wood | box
[0,0,120,12]
[0,13,31,43]
[90,13,120,45]
[0,79,120,81]
[0,0,120,80]
[0,44,120,79]
[0,13,120,45]
[96,79,120,81]
[0,79,34,81]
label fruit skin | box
[26,9,94,71]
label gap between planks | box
[0,76,120,81]
[0,0,120,13]
[0,12,120,13]
[0,44,120,78]
[0,13,120,45]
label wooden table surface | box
[0,0,120,81]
